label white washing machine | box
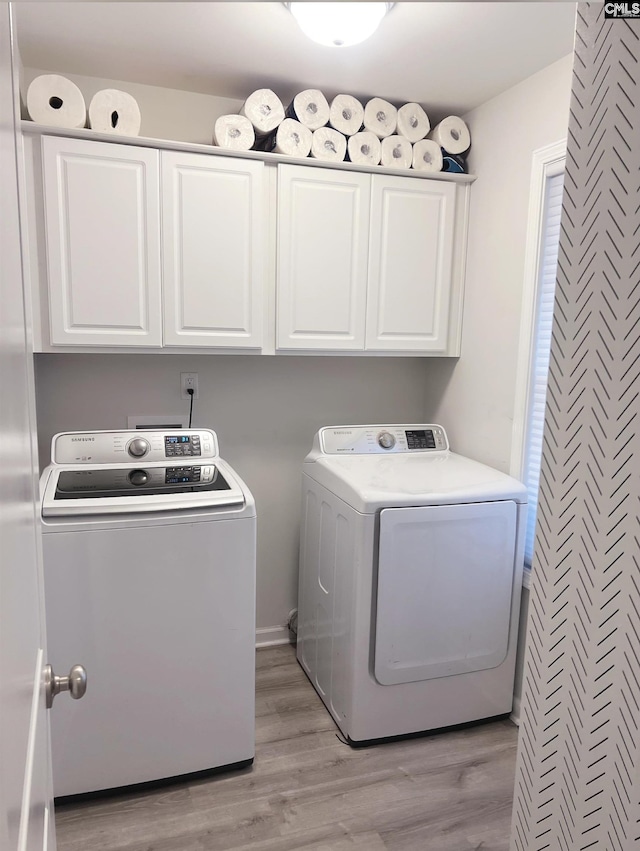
[297,424,527,745]
[41,428,256,798]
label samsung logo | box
[71,437,96,442]
[332,430,353,435]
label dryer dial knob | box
[128,469,148,486]
[378,431,396,450]
[127,438,149,458]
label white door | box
[277,164,370,350]
[374,501,517,686]
[42,136,162,346]
[162,151,265,348]
[0,6,54,850]
[366,175,456,352]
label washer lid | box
[41,458,247,517]
[304,452,527,513]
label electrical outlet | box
[180,372,199,400]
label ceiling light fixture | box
[286,2,394,48]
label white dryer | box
[41,429,256,798]
[297,424,527,745]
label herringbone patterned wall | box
[511,5,640,849]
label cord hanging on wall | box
[187,388,194,429]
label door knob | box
[45,664,87,709]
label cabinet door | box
[366,176,456,352]
[162,152,264,348]
[42,136,162,346]
[277,164,370,350]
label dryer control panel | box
[320,425,449,455]
[52,429,218,465]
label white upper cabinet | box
[42,135,162,346]
[30,133,468,355]
[161,152,264,348]
[277,164,370,350]
[366,176,456,353]
[275,163,463,355]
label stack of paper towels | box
[26,74,142,137]
[214,86,471,173]
[25,74,471,174]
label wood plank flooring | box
[54,644,518,851]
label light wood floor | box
[55,644,518,851]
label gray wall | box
[511,5,640,847]
[34,354,428,632]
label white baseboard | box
[510,696,521,726]
[255,625,291,648]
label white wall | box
[22,67,242,145]
[34,354,429,635]
[424,54,574,474]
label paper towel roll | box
[286,89,330,131]
[88,89,141,136]
[347,131,381,167]
[412,140,443,172]
[310,127,346,162]
[212,114,255,150]
[363,98,397,139]
[429,116,471,155]
[381,135,412,169]
[397,102,430,144]
[26,74,86,128]
[261,118,312,157]
[240,89,285,136]
[330,94,364,136]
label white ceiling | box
[15,2,577,118]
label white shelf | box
[21,120,476,184]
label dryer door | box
[374,500,517,685]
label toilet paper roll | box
[240,89,285,137]
[363,97,397,139]
[310,127,346,162]
[212,114,255,150]
[88,89,141,136]
[286,89,330,131]
[397,102,430,144]
[411,139,443,173]
[259,118,312,157]
[329,94,364,136]
[26,74,86,128]
[381,135,412,169]
[346,131,381,167]
[428,116,471,155]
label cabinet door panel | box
[42,136,161,346]
[277,165,369,350]
[162,153,264,348]
[367,176,456,352]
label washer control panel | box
[320,425,448,455]
[52,429,218,465]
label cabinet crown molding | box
[21,121,476,185]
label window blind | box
[524,171,564,567]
